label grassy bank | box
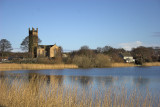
[1,62,160,72]
[0,75,159,107]
[110,62,160,68]
[143,62,160,66]
[0,63,78,71]
[111,63,137,67]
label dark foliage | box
[0,39,12,53]
[20,36,42,51]
[0,39,12,58]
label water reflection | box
[97,76,114,86]
[133,77,150,87]
[0,71,158,90]
[0,67,160,99]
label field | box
[0,75,159,107]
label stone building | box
[29,27,60,58]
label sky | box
[0,0,160,52]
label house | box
[28,27,61,58]
[62,53,68,58]
[120,53,135,63]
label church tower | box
[29,27,38,58]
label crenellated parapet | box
[29,27,38,36]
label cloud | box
[119,41,143,51]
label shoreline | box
[0,63,78,71]
[111,62,160,68]
[142,62,160,67]
[0,62,160,71]
[110,63,137,68]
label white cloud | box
[119,41,143,51]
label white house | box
[120,53,135,63]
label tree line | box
[0,37,160,67]
[63,45,160,67]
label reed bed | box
[143,62,160,67]
[0,64,78,71]
[0,75,159,107]
[111,63,137,67]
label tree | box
[95,54,111,67]
[59,46,63,53]
[80,45,89,50]
[0,39,13,57]
[96,47,102,53]
[20,36,42,51]
[102,46,113,53]
[131,46,154,63]
[78,45,95,57]
[54,46,63,64]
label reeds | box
[0,75,159,107]
[143,62,160,66]
[0,64,78,71]
[111,63,136,67]
[1,62,159,72]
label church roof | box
[38,44,56,48]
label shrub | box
[95,54,111,67]
[72,55,93,68]
[72,54,111,68]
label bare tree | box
[0,39,12,57]
[20,36,42,51]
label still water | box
[0,66,160,99]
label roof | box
[121,53,132,57]
[38,45,55,48]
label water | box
[0,66,160,103]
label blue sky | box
[0,0,160,52]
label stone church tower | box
[29,27,38,58]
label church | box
[29,27,60,58]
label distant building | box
[37,45,59,58]
[29,27,60,58]
[120,53,135,63]
[62,53,68,58]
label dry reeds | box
[143,62,160,66]
[0,75,159,107]
[0,63,78,71]
[111,63,136,67]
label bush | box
[135,58,143,65]
[36,58,54,64]
[95,54,111,67]
[72,54,111,68]
[72,55,93,68]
